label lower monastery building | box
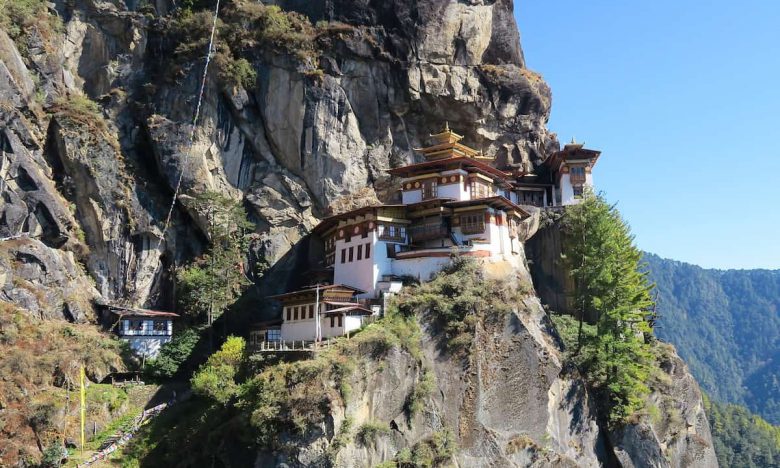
[256,126,601,345]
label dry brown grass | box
[0,302,127,465]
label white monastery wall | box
[334,232,383,297]
[392,256,452,281]
[281,319,317,341]
[438,182,464,201]
[125,336,171,358]
[559,173,575,205]
[344,316,363,334]
[402,189,422,204]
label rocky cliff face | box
[1,0,556,317]
[0,1,718,466]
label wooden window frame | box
[460,213,485,234]
[422,179,438,200]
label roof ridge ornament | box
[429,123,464,145]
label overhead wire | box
[156,0,222,252]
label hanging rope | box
[156,0,222,252]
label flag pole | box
[315,284,321,346]
[80,366,86,454]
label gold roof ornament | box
[564,137,584,151]
[473,148,495,161]
[429,122,464,145]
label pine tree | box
[177,191,252,328]
[562,191,655,425]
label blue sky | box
[515,1,780,269]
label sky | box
[514,0,780,269]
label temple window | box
[460,213,485,234]
[349,247,354,262]
[380,224,406,242]
[570,166,586,184]
[357,245,363,260]
[341,249,346,264]
[573,185,584,198]
[422,179,437,200]
[365,243,371,259]
[470,180,491,199]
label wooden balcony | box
[409,224,448,242]
[461,222,485,235]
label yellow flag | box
[80,366,86,453]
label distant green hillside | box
[643,253,780,424]
[704,395,780,467]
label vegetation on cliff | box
[116,257,535,466]
[119,300,423,465]
[644,253,780,424]
[176,191,252,327]
[556,192,656,426]
[704,394,780,467]
[0,302,128,466]
[0,0,62,57]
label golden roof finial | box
[474,147,495,161]
[430,123,464,145]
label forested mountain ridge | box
[644,253,780,424]
[704,395,780,468]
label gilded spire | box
[430,123,464,145]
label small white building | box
[103,306,179,359]
[507,140,601,208]
[265,284,374,343]
[546,140,601,206]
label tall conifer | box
[562,191,655,424]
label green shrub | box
[219,57,256,89]
[356,421,390,448]
[0,0,61,56]
[332,356,356,402]
[86,384,128,413]
[40,442,66,467]
[405,370,434,418]
[191,336,245,404]
[395,256,517,355]
[146,327,202,379]
[328,416,353,459]
[395,430,456,467]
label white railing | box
[252,338,337,352]
[120,330,172,337]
